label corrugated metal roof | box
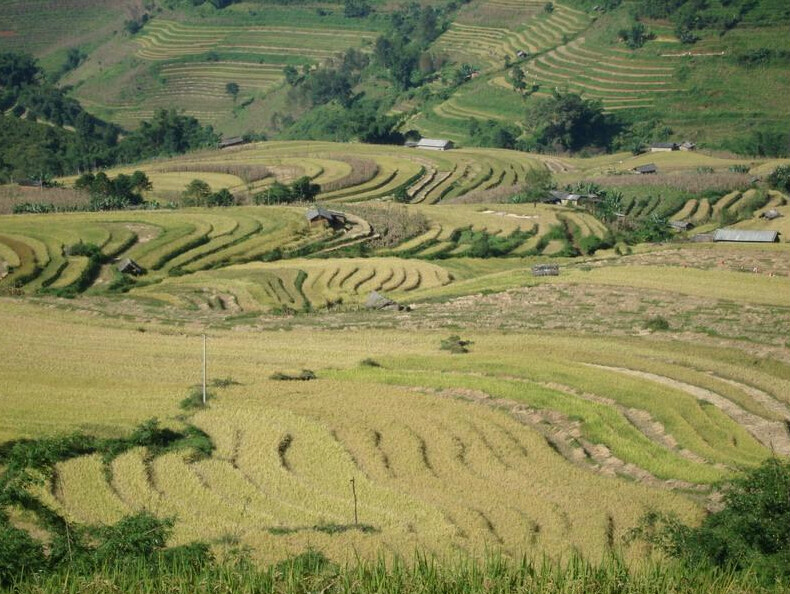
[306,207,346,222]
[713,228,779,242]
[416,138,452,148]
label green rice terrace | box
[1,0,788,143]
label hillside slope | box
[1,0,788,148]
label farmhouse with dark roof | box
[306,207,347,229]
[633,163,658,174]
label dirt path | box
[711,375,790,420]
[589,365,790,456]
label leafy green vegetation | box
[523,92,619,152]
[253,176,321,204]
[630,458,790,584]
[0,52,218,182]
[74,171,152,211]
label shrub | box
[440,335,473,354]
[767,165,790,192]
[92,513,173,563]
[254,177,319,204]
[578,235,603,255]
[180,386,214,410]
[270,369,317,381]
[629,459,790,584]
[0,519,46,587]
[618,23,654,49]
[210,377,241,388]
[644,316,670,331]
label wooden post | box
[350,477,358,526]
[202,334,207,406]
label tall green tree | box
[524,91,617,152]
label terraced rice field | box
[0,207,317,295]
[385,203,602,258]
[5,301,789,562]
[135,20,375,62]
[0,0,121,67]
[454,0,548,27]
[72,19,377,127]
[434,3,590,71]
[667,189,788,235]
[132,258,453,311]
[68,142,546,206]
[525,38,679,111]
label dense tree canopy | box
[74,171,152,210]
[0,52,219,183]
[524,91,618,152]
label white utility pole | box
[202,334,207,405]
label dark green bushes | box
[270,369,317,381]
[75,170,152,211]
[0,518,46,587]
[440,335,473,354]
[644,316,671,331]
[630,458,790,585]
[181,179,236,207]
[767,165,790,192]
[254,176,320,204]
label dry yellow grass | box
[4,288,788,563]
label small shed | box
[669,220,694,232]
[543,190,595,205]
[650,142,678,152]
[633,163,658,174]
[761,209,782,220]
[679,141,696,151]
[218,136,246,149]
[365,291,408,311]
[712,229,779,243]
[415,138,454,151]
[516,50,529,58]
[532,263,559,276]
[306,207,347,228]
[117,258,144,275]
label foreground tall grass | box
[7,552,785,594]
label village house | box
[218,136,246,149]
[306,207,347,229]
[633,163,658,174]
[413,138,454,151]
[117,258,144,275]
[669,220,695,232]
[712,229,779,243]
[650,142,678,152]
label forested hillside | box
[1,0,789,158]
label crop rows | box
[135,20,373,62]
[668,189,786,229]
[0,207,316,295]
[381,203,603,258]
[435,4,590,71]
[524,38,678,111]
[133,257,453,312]
[30,328,790,561]
[116,142,544,204]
